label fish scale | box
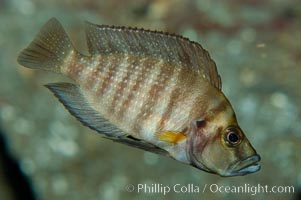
[69,54,163,137]
[65,48,205,139]
[122,58,164,135]
[17,18,261,177]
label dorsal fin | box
[85,22,222,90]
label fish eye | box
[223,127,242,146]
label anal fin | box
[114,136,169,156]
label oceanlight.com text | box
[125,183,294,196]
[207,183,294,195]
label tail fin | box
[17,18,73,73]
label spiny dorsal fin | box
[85,22,222,90]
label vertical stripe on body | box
[118,58,164,135]
[95,55,131,112]
[130,65,199,142]
[153,69,199,134]
[129,60,175,138]
[110,56,151,117]
[206,91,236,128]
[61,50,85,78]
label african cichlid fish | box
[18,18,260,177]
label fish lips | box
[224,154,261,176]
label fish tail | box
[17,18,73,73]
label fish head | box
[187,117,260,177]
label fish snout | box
[224,154,261,176]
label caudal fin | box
[17,18,73,73]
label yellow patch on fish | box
[157,131,186,144]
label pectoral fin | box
[45,82,126,137]
[158,131,186,144]
[45,82,169,156]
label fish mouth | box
[224,154,261,176]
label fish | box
[17,18,260,177]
